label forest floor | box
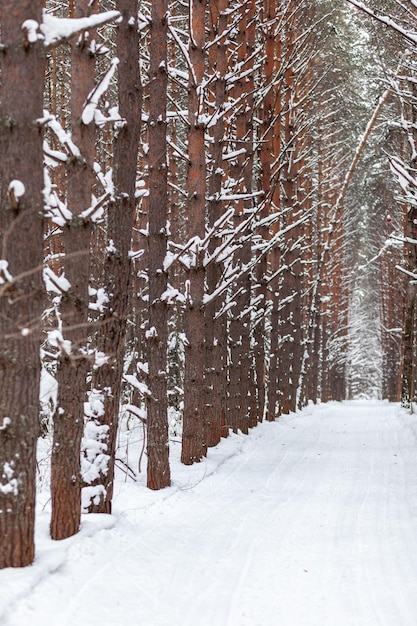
[1,401,417,625]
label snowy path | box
[2,401,417,625]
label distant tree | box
[345,0,417,405]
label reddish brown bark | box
[276,7,303,416]
[245,0,257,427]
[379,202,404,401]
[302,176,326,406]
[0,1,45,568]
[181,0,208,464]
[254,0,278,423]
[318,148,333,403]
[399,79,417,407]
[88,0,142,511]
[50,0,96,541]
[293,11,315,409]
[266,3,283,421]
[227,1,255,434]
[205,0,229,447]
[146,0,171,490]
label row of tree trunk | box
[0,0,411,569]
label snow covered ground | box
[2,401,417,626]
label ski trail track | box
[3,401,417,626]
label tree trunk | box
[266,2,283,421]
[50,0,96,541]
[205,0,229,447]
[182,0,208,465]
[401,283,417,406]
[87,0,142,512]
[276,7,303,415]
[146,0,171,490]
[254,0,278,424]
[227,2,254,434]
[0,0,45,568]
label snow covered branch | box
[345,0,417,46]
[22,10,121,48]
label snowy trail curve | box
[2,401,417,626]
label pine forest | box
[1,0,417,573]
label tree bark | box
[205,0,229,447]
[50,0,96,541]
[0,0,45,568]
[227,2,254,434]
[266,2,283,421]
[87,0,142,512]
[181,0,208,464]
[146,0,171,490]
[254,0,278,423]
[276,7,303,415]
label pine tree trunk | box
[401,283,417,406]
[0,0,45,568]
[227,2,254,434]
[87,1,142,511]
[254,0,277,423]
[267,4,283,420]
[379,219,404,401]
[276,7,303,415]
[400,76,417,408]
[182,0,208,464]
[50,0,96,541]
[205,0,229,447]
[146,0,171,490]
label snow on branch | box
[22,10,121,48]
[345,1,417,46]
[217,191,264,202]
[204,205,261,269]
[395,264,417,281]
[43,167,73,226]
[0,260,13,286]
[168,23,196,86]
[200,208,234,249]
[203,262,241,305]
[391,234,417,246]
[251,213,311,281]
[43,267,71,294]
[167,138,190,164]
[123,374,151,398]
[93,162,115,199]
[80,192,111,222]
[6,180,25,210]
[164,236,200,271]
[41,111,80,158]
[335,81,397,209]
[389,156,417,194]
[82,58,120,125]
[356,238,399,272]
[124,404,147,423]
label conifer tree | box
[146,0,171,489]
[0,0,45,568]
[86,0,142,512]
